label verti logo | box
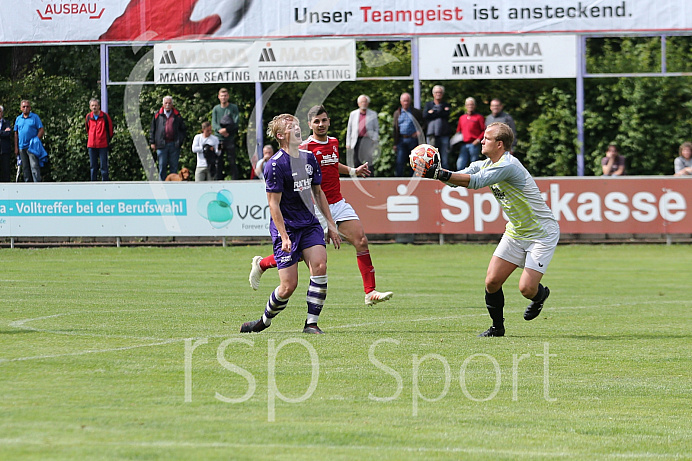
[197,190,234,228]
[37,2,105,20]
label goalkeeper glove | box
[423,154,452,182]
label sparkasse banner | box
[1,1,690,44]
[339,178,691,235]
[418,35,578,80]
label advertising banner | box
[0,178,689,237]
[153,39,356,84]
[339,177,691,235]
[0,182,269,237]
[2,1,690,44]
[418,35,578,80]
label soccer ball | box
[409,144,439,172]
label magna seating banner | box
[2,0,691,44]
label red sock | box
[356,250,376,294]
[260,254,277,271]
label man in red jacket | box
[455,97,485,170]
[85,98,113,181]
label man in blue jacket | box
[14,100,44,182]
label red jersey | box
[300,136,342,204]
[456,112,485,143]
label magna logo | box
[453,40,543,58]
[453,43,470,58]
[259,48,277,62]
[259,43,350,63]
[160,50,177,65]
[37,2,105,20]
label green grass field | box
[1,244,690,460]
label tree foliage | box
[0,36,690,181]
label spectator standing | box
[254,144,274,180]
[393,92,423,177]
[674,142,692,176]
[0,105,12,182]
[150,96,186,181]
[191,121,219,182]
[455,97,485,170]
[423,85,452,169]
[346,94,379,169]
[601,144,626,176]
[14,100,44,182]
[485,98,517,152]
[85,98,113,181]
[211,88,240,180]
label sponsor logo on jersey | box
[294,178,312,192]
[320,152,339,165]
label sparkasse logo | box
[37,2,105,20]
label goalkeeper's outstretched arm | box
[441,171,471,188]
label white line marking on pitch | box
[0,438,679,458]
[3,299,688,363]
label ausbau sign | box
[418,35,578,80]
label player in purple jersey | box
[241,114,341,335]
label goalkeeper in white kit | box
[414,122,559,337]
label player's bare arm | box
[337,162,370,177]
[312,184,341,249]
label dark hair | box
[307,105,328,122]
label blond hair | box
[487,122,514,151]
[267,114,298,145]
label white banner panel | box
[418,35,578,80]
[154,39,356,83]
[154,41,253,84]
[1,1,690,44]
[252,39,356,82]
[0,182,270,237]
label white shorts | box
[314,198,360,230]
[493,229,559,274]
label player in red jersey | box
[250,105,393,306]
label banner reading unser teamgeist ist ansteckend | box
[1,1,690,44]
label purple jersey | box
[264,148,322,231]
